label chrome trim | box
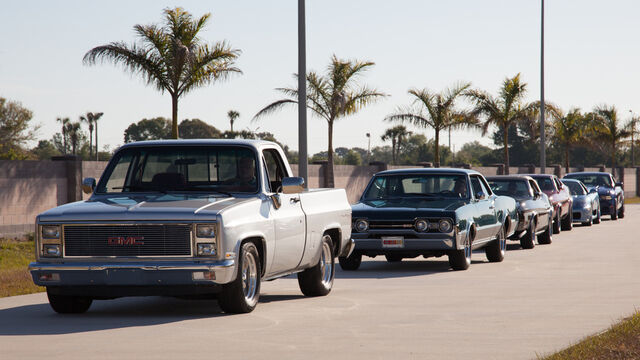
[29,260,235,272]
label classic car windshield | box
[96,146,258,194]
[363,174,469,199]
[564,174,612,188]
[534,177,556,191]
[488,180,532,198]
[563,181,586,196]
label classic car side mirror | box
[615,182,624,188]
[282,177,305,194]
[533,191,541,199]
[475,191,486,200]
[589,188,597,194]
[82,177,96,194]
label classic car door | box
[263,149,306,274]
[469,175,498,242]
[529,179,549,230]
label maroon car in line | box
[525,174,573,234]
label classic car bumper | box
[29,260,236,287]
[572,207,592,222]
[351,229,461,253]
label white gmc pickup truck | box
[30,140,353,313]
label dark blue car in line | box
[563,172,624,220]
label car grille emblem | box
[107,236,145,246]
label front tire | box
[593,205,601,224]
[338,252,362,271]
[611,200,618,220]
[218,242,261,314]
[46,288,92,314]
[561,204,573,231]
[538,214,553,245]
[298,234,335,297]
[618,203,625,219]
[449,236,472,271]
[485,225,506,262]
[520,219,536,249]
[552,208,562,234]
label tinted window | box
[363,174,469,199]
[534,177,556,191]
[470,176,488,198]
[562,181,587,196]
[488,180,532,198]
[96,146,258,194]
[564,174,613,188]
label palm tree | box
[466,74,537,174]
[591,105,631,172]
[552,108,586,172]
[385,82,473,167]
[381,125,412,165]
[83,7,241,139]
[56,117,70,154]
[254,55,386,187]
[80,112,103,159]
[65,122,82,155]
[625,115,639,167]
[227,110,239,133]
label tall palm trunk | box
[564,146,570,173]
[434,129,440,168]
[326,120,335,188]
[171,94,179,139]
[611,140,616,173]
[503,124,510,175]
[391,137,396,165]
[88,127,94,159]
[95,125,98,160]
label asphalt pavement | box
[1,205,639,360]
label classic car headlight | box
[414,219,429,232]
[42,225,60,239]
[196,224,216,238]
[195,224,217,257]
[438,219,453,233]
[354,219,369,232]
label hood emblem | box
[108,236,145,246]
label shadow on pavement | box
[0,293,303,336]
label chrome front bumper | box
[29,260,236,287]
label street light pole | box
[630,110,635,167]
[298,0,308,187]
[366,133,371,164]
[539,0,546,174]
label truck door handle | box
[290,197,300,203]
[489,205,495,209]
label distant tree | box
[0,97,38,159]
[552,108,587,172]
[227,110,239,132]
[56,117,70,154]
[178,119,222,139]
[343,149,362,165]
[381,125,412,165]
[386,82,474,167]
[590,105,630,172]
[124,117,172,143]
[455,141,500,166]
[65,122,82,155]
[83,7,241,139]
[80,112,103,159]
[254,55,386,187]
[31,140,61,160]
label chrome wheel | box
[320,237,333,287]
[242,250,259,307]
[464,239,472,264]
[499,228,506,255]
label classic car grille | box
[63,224,192,257]
[369,220,414,229]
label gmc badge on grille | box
[108,236,145,246]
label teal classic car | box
[340,169,518,271]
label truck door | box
[263,149,306,274]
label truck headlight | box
[197,243,217,256]
[43,244,61,257]
[42,225,60,239]
[196,224,216,238]
[195,224,217,257]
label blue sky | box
[2,0,639,154]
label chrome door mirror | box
[282,177,304,194]
[475,191,486,200]
[588,188,597,194]
[82,177,96,194]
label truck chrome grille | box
[63,224,192,257]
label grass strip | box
[537,311,640,360]
[0,239,44,298]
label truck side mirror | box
[475,191,486,200]
[282,177,305,194]
[82,177,96,194]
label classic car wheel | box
[385,254,403,262]
[485,225,506,262]
[218,242,261,314]
[611,200,618,220]
[593,206,601,224]
[537,214,553,244]
[552,209,561,234]
[561,204,573,231]
[298,234,335,297]
[46,288,92,314]
[339,252,362,271]
[618,204,625,219]
[520,220,536,249]
[449,236,472,271]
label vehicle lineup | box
[29,140,353,314]
[28,140,624,313]
[339,169,518,271]
[486,176,553,248]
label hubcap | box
[320,236,333,287]
[499,228,506,254]
[242,251,258,306]
[464,241,472,263]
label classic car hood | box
[38,194,254,222]
[352,198,467,219]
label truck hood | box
[352,198,467,220]
[37,194,253,222]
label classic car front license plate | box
[381,236,404,248]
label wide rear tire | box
[218,242,261,314]
[298,235,335,297]
[46,288,92,314]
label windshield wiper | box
[111,185,168,194]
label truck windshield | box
[363,174,469,200]
[96,146,259,194]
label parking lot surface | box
[1,205,639,359]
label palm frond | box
[252,99,298,121]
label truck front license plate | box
[381,236,404,248]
